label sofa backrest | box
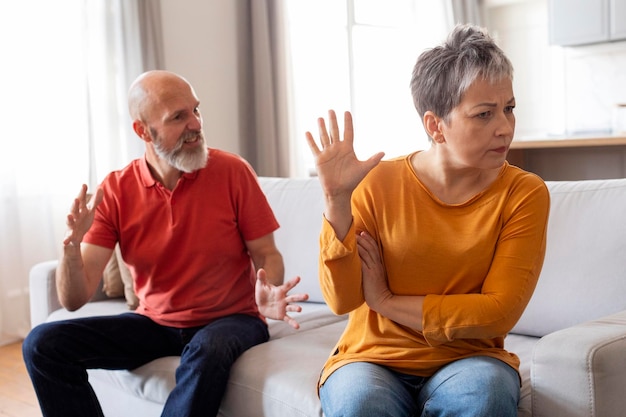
[260,176,626,335]
[511,177,626,337]
[259,177,326,303]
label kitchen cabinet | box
[507,135,626,180]
[549,0,626,46]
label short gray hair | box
[410,24,513,122]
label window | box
[0,1,90,196]
[284,0,450,176]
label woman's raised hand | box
[305,110,384,199]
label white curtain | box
[0,0,162,346]
[236,0,292,177]
[448,0,484,26]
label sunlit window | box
[0,1,90,196]
[284,0,450,176]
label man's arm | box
[246,233,284,285]
[56,242,113,311]
[56,185,112,311]
[246,233,309,329]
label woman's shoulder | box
[363,153,414,181]
[502,163,546,187]
[499,163,550,202]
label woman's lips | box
[492,146,508,153]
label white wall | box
[485,0,626,137]
[160,0,243,154]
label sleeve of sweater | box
[422,177,550,346]
[318,217,366,315]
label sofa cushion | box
[511,178,626,337]
[102,250,125,298]
[220,320,347,417]
[504,333,540,417]
[99,245,139,309]
[83,304,345,411]
[115,244,139,310]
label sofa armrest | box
[29,260,62,328]
[531,310,626,417]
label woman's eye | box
[505,106,515,113]
[477,111,491,119]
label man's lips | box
[182,134,202,145]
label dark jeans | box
[22,312,269,417]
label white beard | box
[153,131,208,173]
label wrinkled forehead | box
[145,79,199,120]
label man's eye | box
[505,106,515,113]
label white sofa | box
[29,176,626,417]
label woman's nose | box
[496,112,515,137]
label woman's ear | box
[423,111,445,144]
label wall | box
[485,0,626,179]
[486,0,626,136]
[159,0,626,178]
[160,0,243,154]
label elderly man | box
[23,70,307,417]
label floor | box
[0,341,41,417]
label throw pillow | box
[102,250,125,298]
[115,245,139,310]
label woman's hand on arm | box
[358,231,424,332]
[305,110,384,241]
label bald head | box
[127,70,197,122]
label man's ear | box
[132,120,151,143]
[423,111,445,144]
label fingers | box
[281,276,301,291]
[317,115,331,149]
[285,303,303,313]
[328,109,340,145]
[305,131,321,156]
[343,111,353,143]
[89,188,104,211]
[256,267,268,284]
[305,109,352,153]
[286,293,309,303]
[284,315,300,330]
[357,231,380,269]
[365,151,385,171]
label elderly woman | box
[306,24,550,417]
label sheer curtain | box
[449,0,484,25]
[0,0,162,346]
[236,0,292,177]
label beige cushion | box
[101,245,139,310]
[102,250,125,298]
[115,245,139,310]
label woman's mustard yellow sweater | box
[318,154,550,385]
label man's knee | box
[23,322,58,363]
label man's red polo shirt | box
[84,149,279,328]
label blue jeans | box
[320,356,520,417]
[22,312,269,417]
